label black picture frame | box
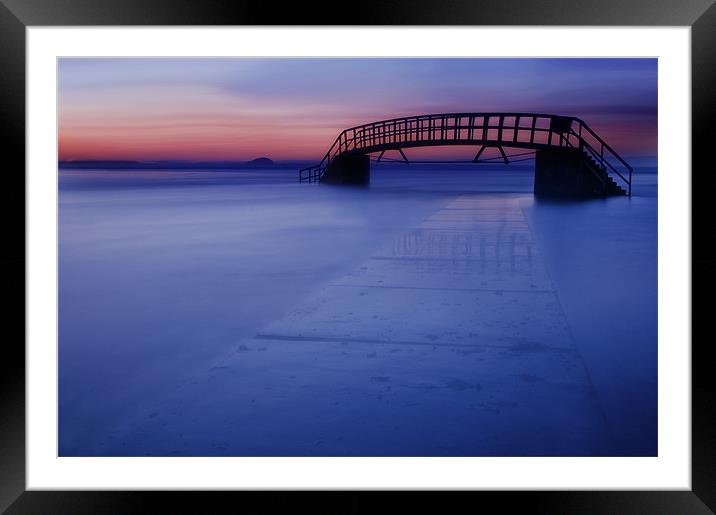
[1,1,713,513]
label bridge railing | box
[565,119,633,196]
[299,113,633,195]
[299,129,348,182]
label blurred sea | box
[59,164,657,456]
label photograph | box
[57,57,658,458]
[1,0,711,508]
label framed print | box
[2,0,714,512]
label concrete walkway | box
[109,194,614,456]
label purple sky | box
[58,58,657,161]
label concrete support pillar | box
[320,154,370,185]
[534,149,602,197]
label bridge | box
[299,113,632,197]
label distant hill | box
[247,157,274,167]
[59,160,143,169]
[58,158,289,170]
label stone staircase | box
[583,152,627,196]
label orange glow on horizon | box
[58,58,658,162]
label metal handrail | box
[299,113,633,195]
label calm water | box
[58,165,657,456]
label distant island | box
[58,157,292,170]
[247,157,274,167]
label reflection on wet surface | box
[106,194,614,456]
[60,167,656,457]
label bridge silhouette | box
[299,113,632,196]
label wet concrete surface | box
[104,194,615,456]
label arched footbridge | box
[299,113,632,197]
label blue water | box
[58,165,657,456]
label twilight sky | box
[58,58,657,162]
